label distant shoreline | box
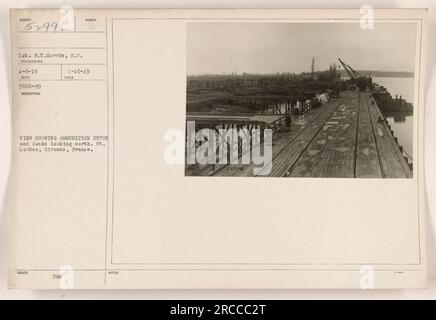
[340,70,414,78]
[370,75,414,78]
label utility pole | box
[310,56,315,80]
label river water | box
[372,77,414,158]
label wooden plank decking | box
[212,90,412,178]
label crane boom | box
[338,58,355,79]
[346,63,360,78]
[338,57,372,91]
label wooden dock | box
[213,90,412,178]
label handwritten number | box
[23,21,63,33]
[23,22,34,31]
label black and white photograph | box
[185,22,416,178]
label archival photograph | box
[185,22,416,178]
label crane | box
[338,58,372,90]
[346,63,361,79]
[338,58,356,79]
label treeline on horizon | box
[187,69,414,79]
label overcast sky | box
[187,23,417,75]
